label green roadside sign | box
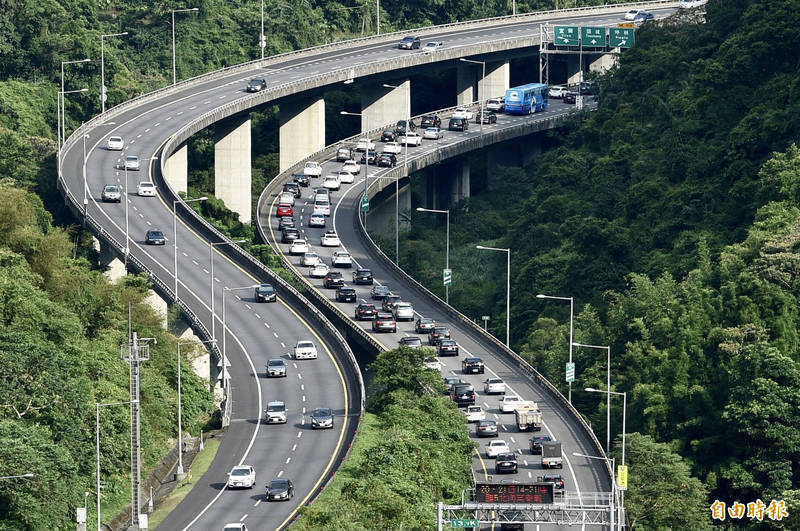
[609,27,635,48]
[360,194,369,212]
[553,25,579,46]
[581,26,606,47]
[443,268,452,287]
[566,362,575,383]
[451,519,479,528]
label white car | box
[308,213,326,228]
[423,127,443,140]
[279,191,295,206]
[332,251,352,268]
[323,175,341,191]
[106,136,124,151]
[227,465,256,489]
[302,252,321,266]
[294,340,318,360]
[484,378,507,395]
[623,8,645,20]
[500,395,523,413]
[303,161,322,176]
[289,239,309,255]
[423,41,443,53]
[486,98,505,112]
[399,132,423,146]
[678,0,706,7]
[309,263,330,278]
[392,302,414,321]
[321,231,340,247]
[356,138,376,151]
[223,524,248,531]
[313,199,331,216]
[452,107,474,120]
[265,401,288,423]
[123,155,140,171]
[464,405,486,423]
[549,85,568,98]
[336,170,354,184]
[486,439,510,458]
[342,160,361,175]
[383,141,402,155]
[137,182,156,197]
[314,187,330,200]
[423,356,441,371]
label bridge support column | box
[215,115,252,224]
[164,142,188,194]
[424,171,439,209]
[567,54,583,85]
[95,236,126,281]
[279,96,325,171]
[361,79,409,132]
[521,138,542,167]
[457,65,477,105]
[480,61,510,101]
[486,143,520,190]
[450,160,470,204]
[590,53,617,74]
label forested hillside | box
[393,1,800,526]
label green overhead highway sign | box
[451,519,479,528]
[581,26,606,47]
[554,25,579,46]
[609,27,635,48]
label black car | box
[539,473,565,490]
[415,317,436,333]
[323,272,344,288]
[372,312,397,333]
[246,78,267,92]
[438,339,459,356]
[292,173,310,187]
[496,452,519,474]
[381,294,402,312]
[529,435,552,454]
[278,217,296,231]
[394,119,416,135]
[579,81,598,95]
[475,110,497,124]
[354,302,377,320]
[476,419,498,437]
[398,36,421,50]
[254,283,277,303]
[266,479,294,501]
[371,285,391,299]
[283,182,301,198]
[281,228,300,243]
[359,150,378,165]
[451,384,476,406]
[377,153,397,167]
[462,357,485,374]
[428,326,451,346]
[399,336,422,348]
[448,117,469,131]
[563,91,578,104]
[310,407,334,429]
[352,268,374,285]
[145,229,166,245]
[380,130,397,142]
[335,286,357,302]
[420,114,441,128]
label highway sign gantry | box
[609,27,635,48]
[581,26,606,47]
[554,25,579,46]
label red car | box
[276,203,293,217]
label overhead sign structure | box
[609,27,635,48]
[475,482,555,504]
[566,362,575,383]
[450,519,479,528]
[553,25,579,46]
[443,268,453,287]
[581,26,606,47]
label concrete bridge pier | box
[457,65,477,105]
[450,160,471,205]
[164,142,188,194]
[94,236,126,281]
[590,52,618,74]
[566,54,583,85]
[480,61,510,101]
[215,115,252,224]
[361,79,410,133]
[279,96,325,171]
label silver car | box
[393,302,414,321]
[265,401,287,423]
[266,358,287,378]
[123,155,140,171]
[423,127,443,140]
[101,184,121,203]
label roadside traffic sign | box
[481,316,490,321]
[360,194,369,212]
[443,268,452,287]
[565,362,575,383]
[553,26,579,46]
[609,27,635,48]
[581,26,606,47]
[451,519,478,528]
[617,464,628,490]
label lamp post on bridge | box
[171,8,199,85]
[100,32,128,114]
[537,293,574,403]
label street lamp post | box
[573,452,616,530]
[383,82,411,266]
[100,32,128,114]
[96,399,138,531]
[221,285,258,393]
[573,342,611,453]
[376,0,380,34]
[340,110,371,231]
[587,386,627,528]
[83,125,89,215]
[459,58,486,134]
[476,245,510,347]
[210,239,247,342]
[124,157,158,270]
[260,0,265,60]
[416,207,450,304]
[176,339,216,478]
[58,88,89,170]
[173,196,208,300]
[171,8,199,85]
[60,58,90,151]
[537,293,574,402]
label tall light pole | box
[82,125,90,216]
[173,196,208,300]
[416,207,450,304]
[260,0,265,60]
[176,339,216,479]
[210,239,246,342]
[221,285,258,394]
[476,245,510,347]
[537,293,574,403]
[60,58,90,151]
[124,157,158,270]
[172,8,199,85]
[100,32,128,114]
[58,88,89,170]
[340,110,371,231]
[96,399,138,531]
[573,342,611,453]
[382,82,411,266]
[460,58,486,134]
[587,386,627,528]
[376,0,380,35]
[573,452,616,530]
